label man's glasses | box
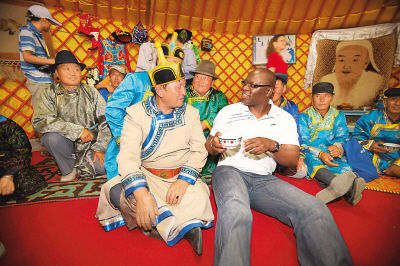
[241,80,273,89]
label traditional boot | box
[316,171,356,204]
[183,227,202,256]
[140,228,163,241]
[88,31,101,50]
[344,176,366,206]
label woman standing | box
[266,34,288,74]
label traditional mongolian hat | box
[111,30,132,44]
[161,32,185,61]
[312,82,334,95]
[148,42,185,87]
[384,87,400,97]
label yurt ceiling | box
[36,0,400,35]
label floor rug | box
[365,175,400,194]
[0,152,105,207]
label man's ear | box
[154,85,164,98]
[283,84,287,94]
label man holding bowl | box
[353,87,400,178]
[206,68,352,266]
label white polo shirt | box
[210,101,299,175]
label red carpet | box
[1,176,399,266]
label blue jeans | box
[212,166,353,266]
[41,132,106,176]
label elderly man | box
[19,5,62,110]
[299,82,365,205]
[33,50,111,181]
[353,87,400,177]
[103,38,185,180]
[185,60,228,183]
[96,44,214,255]
[320,40,383,109]
[208,69,352,266]
[96,65,127,102]
[272,73,306,178]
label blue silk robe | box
[104,72,153,179]
[299,106,352,179]
[353,108,400,173]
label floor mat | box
[365,175,400,194]
[0,155,105,207]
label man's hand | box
[319,151,339,167]
[243,137,275,155]
[328,145,341,158]
[166,179,190,206]
[134,187,159,231]
[370,141,389,154]
[297,157,306,171]
[93,151,105,167]
[0,175,15,196]
[80,128,94,143]
[208,132,227,155]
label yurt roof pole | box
[311,0,327,32]
[297,0,313,34]
[235,0,247,35]
[175,0,182,29]
[258,0,272,34]
[247,0,260,34]
[284,0,299,34]
[271,0,286,34]
[356,0,371,27]
[340,0,356,29]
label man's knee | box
[109,183,123,208]
[41,132,66,147]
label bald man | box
[207,69,352,266]
[320,40,384,109]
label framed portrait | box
[252,34,296,65]
[313,34,396,110]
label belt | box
[145,167,181,179]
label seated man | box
[185,59,229,184]
[96,44,214,255]
[208,69,352,266]
[95,65,127,102]
[299,82,365,205]
[353,87,400,177]
[33,50,111,181]
[104,38,185,180]
[0,115,46,200]
[272,73,306,178]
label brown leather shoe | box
[183,227,202,256]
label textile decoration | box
[313,33,396,109]
[365,175,400,195]
[1,8,400,138]
[304,23,400,90]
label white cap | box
[109,65,128,75]
[28,5,62,26]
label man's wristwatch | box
[272,141,281,153]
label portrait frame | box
[252,34,296,65]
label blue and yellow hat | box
[148,42,185,87]
[161,32,185,61]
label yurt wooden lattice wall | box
[1,1,400,138]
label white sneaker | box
[60,168,77,182]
